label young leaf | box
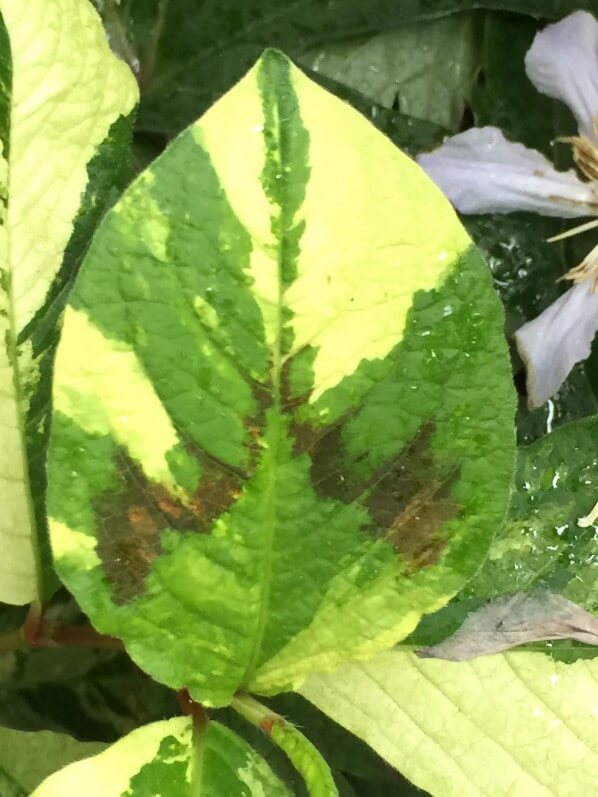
[0,726,105,793]
[417,589,598,660]
[300,649,598,797]
[47,49,515,706]
[0,0,138,605]
[32,717,291,796]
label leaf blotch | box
[95,448,242,604]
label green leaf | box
[306,72,448,157]
[465,415,598,613]
[300,648,598,797]
[218,693,417,794]
[233,694,338,797]
[48,49,515,706]
[0,0,138,605]
[0,644,178,741]
[0,725,105,793]
[410,415,598,660]
[471,12,567,155]
[465,215,598,443]
[300,13,481,131]
[266,693,400,785]
[98,0,591,137]
[0,769,25,797]
[32,717,292,796]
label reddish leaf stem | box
[0,602,123,653]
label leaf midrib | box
[242,90,288,684]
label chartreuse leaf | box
[32,717,291,796]
[0,0,138,605]
[300,417,598,796]
[47,48,515,706]
[0,726,105,793]
[300,649,598,797]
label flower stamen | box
[559,126,598,181]
[560,241,598,291]
[547,217,598,242]
[549,120,598,291]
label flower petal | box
[417,127,596,217]
[525,11,598,141]
[515,279,598,408]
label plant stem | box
[231,693,338,797]
[21,600,42,646]
[0,602,124,653]
[49,624,123,650]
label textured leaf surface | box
[0,726,105,793]
[301,14,481,130]
[32,717,291,796]
[0,0,138,604]
[300,648,598,797]
[48,49,514,705]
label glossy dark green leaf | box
[0,636,178,741]
[97,0,594,136]
[464,214,598,443]
[300,13,482,131]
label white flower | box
[417,11,598,409]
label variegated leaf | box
[32,717,291,796]
[0,0,138,603]
[48,49,515,705]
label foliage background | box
[3,1,598,793]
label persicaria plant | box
[0,2,596,795]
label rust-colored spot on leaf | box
[95,446,244,604]
[95,462,165,604]
[363,424,461,569]
[244,374,273,469]
[304,417,461,570]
